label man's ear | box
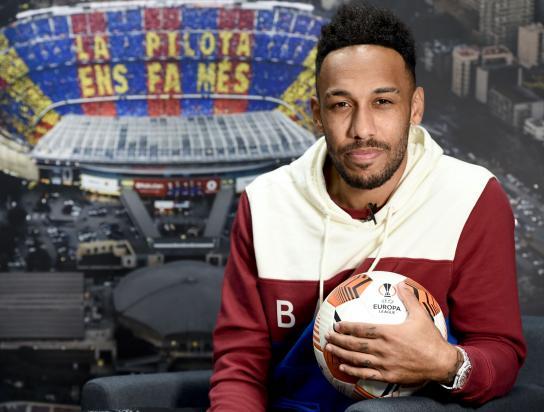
[311,96,324,134]
[410,87,425,125]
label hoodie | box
[209,125,526,411]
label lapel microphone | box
[367,203,378,225]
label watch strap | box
[440,346,472,391]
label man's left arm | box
[446,177,526,404]
[325,178,527,405]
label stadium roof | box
[31,110,315,166]
[114,259,223,339]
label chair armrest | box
[81,369,212,410]
[345,383,544,411]
[518,315,544,384]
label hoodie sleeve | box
[208,191,271,411]
[448,178,527,405]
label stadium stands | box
[0,1,325,142]
[31,110,315,168]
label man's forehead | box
[317,44,412,94]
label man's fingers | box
[337,362,385,382]
[325,342,380,369]
[325,330,374,353]
[334,321,380,338]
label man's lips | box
[346,149,383,162]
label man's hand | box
[324,283,462,385]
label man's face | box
[312,45,424,190]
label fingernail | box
[333,322,339,332]
[339,364,345,372]
[325,332,330,340]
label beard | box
[325,128,409,190]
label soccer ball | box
[313,271,447,399]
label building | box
[421,40,455,80]
[478,0,534,51]
[460,0,480,7]
[481,44,515,66]
[0,0,325,403]
[453,43,520,103]
[438,0,535,51]
[31,111,315,191]
[476,65,518,103]
[537,0,544,22]
[523,116,544,140]
[475,45,516,103]
[433,0,480,33]
[520,65,544,100]
[488,83,544,128]
[76,240,149,270]
[452,45,481,97]
[518,23,544,68]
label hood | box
[287,125,444,306]
[291,124,443,226]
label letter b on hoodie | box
[277,300,295,328]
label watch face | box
[456,361,471,390]
[457,371,468,389]
[453,346,472,390]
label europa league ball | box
[313,271,447,399]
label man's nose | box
[350,106,376,140]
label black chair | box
[81,369,211,411]
[81,316,544,411]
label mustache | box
[338,139,391,155]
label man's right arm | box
[208,192,271,411]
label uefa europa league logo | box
[378,283,397,298]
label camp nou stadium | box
[0,0,327,404]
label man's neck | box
[324,156,408,211]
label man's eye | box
[333,102,350,109]
[376,99,392,105]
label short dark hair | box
[316,1,416,86]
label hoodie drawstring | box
[316,206,394,309]
[366,206,394,274]
[318,214,331,306]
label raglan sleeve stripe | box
[448,177,527,404]
[208,191,271,411]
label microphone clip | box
[367,203,378,225]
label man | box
[209,3,526,411]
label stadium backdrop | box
[0,4,326,144]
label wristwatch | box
[441,346,472,391]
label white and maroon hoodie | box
[210,125,526,411]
